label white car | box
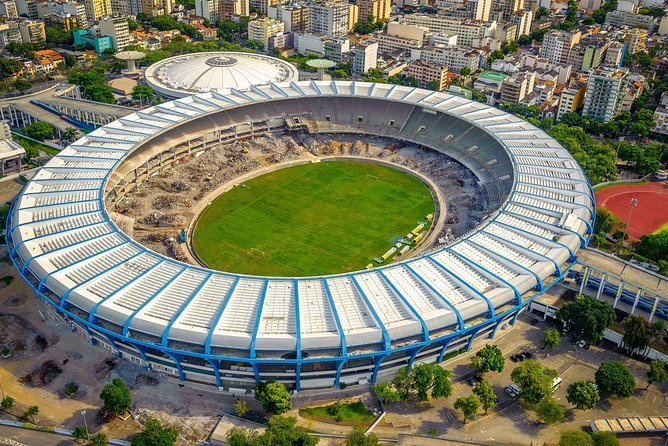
[505,383,521,397]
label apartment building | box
[604,41,625,66]
[309,2,348,38]
[83,0,111,20]
[623,28,647,55]
[357,0,390,23]
[605,10,655,32]
[411,45,480,73]
[99,14,129,49]
[248,17,284,48]
[401,15,483,48]
[556,81,586,120]
[539,30,581,66]
[18,19,45,44]
[406,60,448,91]
[268,3,309,32]
[0,1,18,17]
[500,71,535,104]
[0,23,22,48]
[324,37,349,64]
[352,40,378,73]
[582,65,630,122]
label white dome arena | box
[144,51,299,98]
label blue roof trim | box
[270,83,289,97]
[24,228,114,272]
[17,198,99,211]
[136,111,175,122]
[493,218,575,258]
[204,276,240,355]
[122,267,188,336]
[161,272,213,347]
[515,189,593,217]
[377,270,429,342]
[310,80,322,95]
[11,217,105,256]
[349,275,391,351]
[118,118,164,129]
[448,247,522,305]
[322,279,347,356]
[403,262,465,330]
[249,279,270,359]
[154,104,190,117]
[467,238,543,290]
[503,208,587,245]
[69,144,127,152]
[426,256,495,318]
[22,187,101,196]
[294,279,302,360]
[289,81,306,95]
[88,259,165,323]
[57,154,120,161]
[230,88,254,102]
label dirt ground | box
[116,133,484,263]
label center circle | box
[191,160,436,277]
[205,56,238,67]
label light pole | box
[81,410,89,439]
[623,197,638,246]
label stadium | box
[6,81,595,392]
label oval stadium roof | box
[144,51,299,98]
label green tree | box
[24,121,55,141]
[1,396,15,412]
[595,361,635,398]
[559,430,594,446]
[64,381,79,397]
[90,433,109,446]
[24,405,39,422]
[621,315,661,356]
[635,231,668,262]
[470,344,504,374]
[14,78,31,93]
[260,415,317,446]
[566,380,599,410]
[72,426,88,441]
[646,359,667,390]
[131,417,177,446]
[460,67,471,77]
[517,35,532,45]
[411,363,452,401]
[61,127,78,145]
[557,296,615,343]
[235,399,250,417]
[99,378,132,415]
[345,426,379,446]
[595,207,626,235]
[510,360,559,407]
[373,381,404,403]
[472,380,496,413]
[254,380,292,415]
[132,84,155,104]
[226,427,261,446]
[0,58,23,80]
[453,395,480,423]
[591,431,620,446]
[535,397,565,424]
[543,328,561,349]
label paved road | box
[0,426,74,446]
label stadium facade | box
[7,81,595,391]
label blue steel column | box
[249,279,270,383]
[322,279,347,388]
[294,279,302,391]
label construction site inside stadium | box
[6,81,595,392]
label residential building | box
[430,32,458,46]
[582,65,629,122]
[500,71,535,104]
[567,37,612,72]
[357,0,390,23]
[659,15,668,35]
[0,23,21,48]
[110,0,130,15]
[348,4,357,31]
[352,40,378,73]
[0,1,18,17]
[604,41,625,66]
[15,0,37,17]
[195,0,218,22]
[219,0,248,19]
[256,0,285,15]
[309,2,348,38]
[580,0,602,12]
[411,45,480,73]
[651,106,668,136]
[539,30,581,65]
[623,28,647,55]
[267,31,292,53]
[469,0,492,21]
[73,27,113,54]
[248,17,284,49]
[387,22,428,43]
[83,0,111,20]
[0,137,24,176]
[556,81,586,120]
[406,60,448,90]
[495,22,517,42]
[401,15,483,48]
[604,10,656,32]
[18,19,45,44]
[99,15,129,50]
[294,31,325,55]
[268,3,309,32]
[37,0,88,29]
[473,70,509,103]
[375,32,422,55]
[324,37,349,64]
[512,9,532,38]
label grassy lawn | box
[651,222,668,234]
[192,160,435,276]
[592,180,647,191]
[299,401,376,427]
[13,134,61,156]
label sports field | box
[594,181,668,239]
[192,161,435,276]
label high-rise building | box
[309,2,348,38]
[500,71,535,104]
[357,0,390,24]
[84,0,111,20]
[582,65,629,122]
[579,0,601,12]
[268,3,309,32]
[195,0,218,23]
[324,37,349,64]
[401,15,483,48]
[0,23,22,48]
[406,60,448,90]
[18,19,46,44]
[220,0,249,20]
[248,17,284,49]
[99,15,129,49]
[539,30,581,65]
[0,1,18,18]
[623,28,647,55]
[469,0,492,21]
[604,10,656,32]
[352,40,378,73]
[141,0,172,16]
[512,9,532,38]
[15,0,38,17]
[604,41,625,67]
[411,45,480,73]
[556,81,586,120]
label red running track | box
[594,182,668,239]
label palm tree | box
[621,315,658,358]
[60,127,78,145]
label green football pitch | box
[192,160,435,276]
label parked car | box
[520,351,533,360]
[577,340,591,350]
[466,375,482,386]
[510,353,523,362]
[505,383,521,397]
